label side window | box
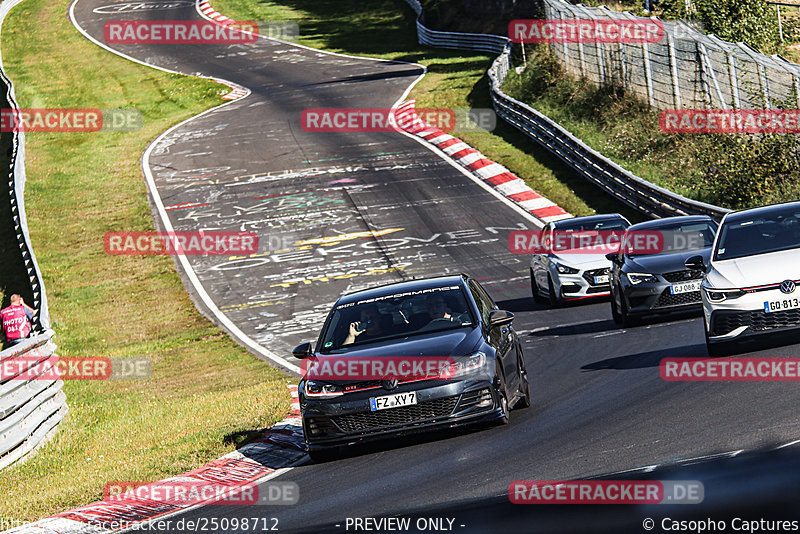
[469,281,493,325]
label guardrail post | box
[667,31,682,108]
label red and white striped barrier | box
[394,100,571,223]
[5,385,304,534]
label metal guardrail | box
[402,0,731,220]
[0,0,51,331]
[0,0,63,471]
[0,330,67,471]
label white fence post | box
[667,31,682,108]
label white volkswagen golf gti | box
[685,201,800,356]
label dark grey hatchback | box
[607,216,718,327]
[293,274,530,461]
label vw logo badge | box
[780,280,796,294]
[382,379,399,391]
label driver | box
[342,305,386,346]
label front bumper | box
[622,271,704,316]
[552,267,611,301]
[301,379,501,451]
[705,289,800,341]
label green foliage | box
[504,45,800,210]
[659,0,780,53]
[695,133,800,209]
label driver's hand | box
[349,322,361,337]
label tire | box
[618,285,640,327]
[307,447,338,463]
[531,269,546,304]
[494,368,510,425]
[705,320,735,357]
[547,275,561,308]
[611,285,623,325]
[514,353,531,410]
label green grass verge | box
[0,0,290,523]
[212,0,642,219]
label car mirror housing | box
[292,342,314,359]
[684,255,706,272]
[605,252,619,263]
[488,310,515,329]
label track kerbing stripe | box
[6,387,304,534]
[394,100,572,224]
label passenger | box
[1,294,35,347]
[426,294,453,322]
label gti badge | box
[382,379,399,391]
[780,280,796,294]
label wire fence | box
[542,0,800,111]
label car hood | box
[709,248,800,288]
[625,248,712,275]
[551,253,611,269]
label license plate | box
[670,281,701,294]
[369,392,417,411]
[594,275,609,284]
[764,297,800,313]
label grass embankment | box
[213,0,639,218]
[0,0,290,523]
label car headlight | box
[703,287,745,302]
[439,352,486,379]
[552,261,579,275]
[304,380,344,399]
[626,272,658,285]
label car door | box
[471,280,519,395]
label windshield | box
[551,218,629,252]
[715,206,800,261]
[625,221,717,257]
[319,285,474,352]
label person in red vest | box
[1,294,35,347]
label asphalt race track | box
[71,1,800,532]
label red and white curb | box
[4,386,305,534]
[196,0,250,101]
[198,0,234,25]
[394,100,572,224]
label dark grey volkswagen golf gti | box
[292,274,530,461]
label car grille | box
[654,288,702,308]
[711,309,800,336]
[663,269,704,283]
[331,396,459,433]
[582,268,610,287]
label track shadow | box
[495,297,537,313]
[530,319,618,337]
[581,344,707,371]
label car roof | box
[338,274,468,305]
[627,215,713,231]
[551,213,627,228]
[724,200,800,224]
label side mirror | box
[605,252,619,263]
[684,255,706,272]
[488,310,515,329]
[292,342,313,359]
